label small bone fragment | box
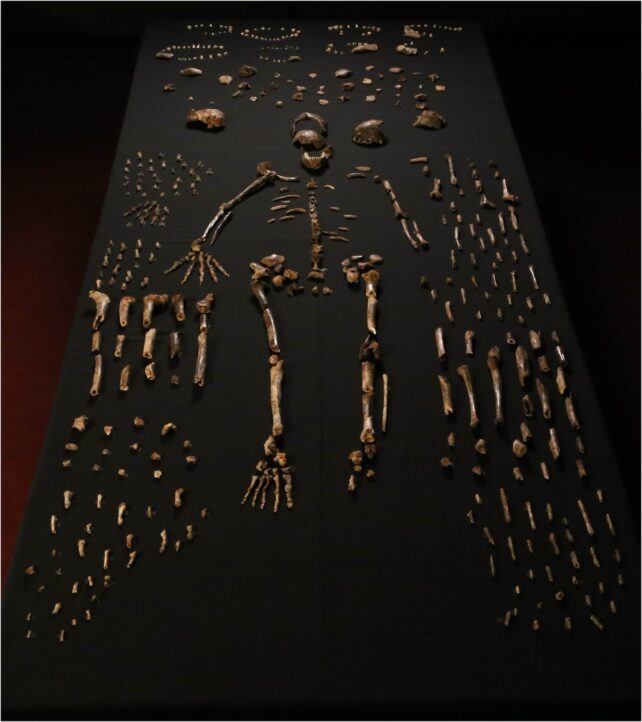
[465,330,475,356]
[513,439,527,458]
[507,535,517,562]
[144,362,156,381]
[117,502,127,527]
[457,365,479,428]
[126,551,138,568]
[565,395,580,430]
[577,499,594,536]
[89,354,103,397]
[515,346,530,386]
[548,532,560,556]
[91,330,101,353]
[524,501,537,531]
[482,527,495,546]
[174,488,185,508]
[435,327,446,361]
[535,377,552,419]
[499,487,511,524]
[381,373,389,433]
[169,331,182,359]
[114,334,126,358]
[548,427,561,460]
[522,394,534,417]
[88,290,110,329]
[142,328,157,359]
[119,364,131,392]
[437,375,454,416]
[159,530,168,554]
[161,422,177,436]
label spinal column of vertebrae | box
[241,263,295,513]
[343,257,388,492]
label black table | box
[2,19,639,719]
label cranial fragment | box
[187,108,226,130]
[414,109,447,130]
[352,119,387,146]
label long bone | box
[362,269,380,335]
[165,162,297,285]
[486,346,504,426]
[269,355,284,437]
[194,293,214,387]
[457,365,479,428]
[251,281,280,353]
[88,290,110,330]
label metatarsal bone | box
[89,354,103,397]
[438,375,454,415]
[118,296,135,327]
[194,331,207,386]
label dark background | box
[2,0,640,584]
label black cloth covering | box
[2,20,639,719]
